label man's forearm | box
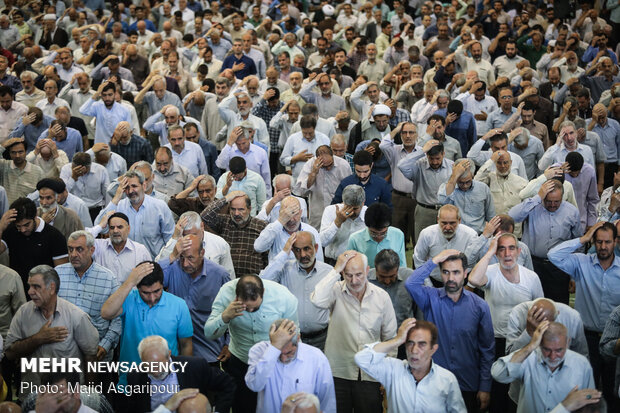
[5,335,42,360]
[371,337,403,354]
[509,341,536,364]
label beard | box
[444,279,463,293]
[441,230,455,240]
[40,202,57,214]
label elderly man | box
[159,233,231,364]
[87,142,127,182]
[413,205,477,285]
[216,157,266,217]
[398,139,454,241]
[590,103,620,189]
[41,48,84,83]
[260,231,332,350]
[36,80,69,118]
[548,221,620,409]
[92,212,152,283]
[126,335,235,413]
[101,261,193,386]
[96,170,174,258]
[201,190,268,275]
[218,91,269,150]
[254,196,323,262]
[538,121,595,171]
[280,115,331,180]
[135,75,184,118]
[164,125,208,178]
[257,174,308,224]
[205,275,298,413]
[143,105,204,147]
[56,230,121,362]
[152,146,194,197]
[15,71,46,108]
[168,175,216,216]
[311,250,396,413]
[406,249,495,412]
[320,185,367,264]
[492,322,598,413]
[0,137,44,203]
[4,265,98,400]
[467,129,528,179]
[216,124,271,194]
[438,159,494,234]
[109,121,154,166]
[246,318,336,413]
[299,73,346,119]
[509,179,582,303]
[355,319,466,412]
[36,178,82,239]
[295,145,351,229]
[79,81,131,144]
[59,152,109,221]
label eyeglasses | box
[369,227,389,238]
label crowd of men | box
[0,0,619,412]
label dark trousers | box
[269,151,284,180]
[222,354,257,413]
[532,256,570,304]
[333,377,382,413]
[490,337,510,413]
[89,206,102,223]
[461,390,479,413]
[585,329,620,411]
[0,357,18,401]
[300,328,328,352]
[392,191,416,247]
[604,163,618,190]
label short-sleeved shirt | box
[1,218,68,290]
[118,289,193,385]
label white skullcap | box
[322,5,335,16]
[43,14,57,21]
[372,104,391,117]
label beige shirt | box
[522,120,550,149]
[0,149,44,204]
[311,270,397,381]
[357,59,390,84]
[26,150,69,179]
[15,88,46,109]
[0,264,26,339]
[5,297,98,398]
[0,101,28,141]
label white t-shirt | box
[482,263,544,338]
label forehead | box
[498,236,517,247]
[439,210,458,221]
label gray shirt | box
[397,148,454,205]
[368,268,415,326]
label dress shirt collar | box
[424,159,449,171]
[437,286,465,303]
[589,252,620,270]
[9,161,33,172]
[106,238,135,253]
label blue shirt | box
[405,259,495,392]
[208,38,233,61]
[96,195,175,258]
[486,107,516,130]
[434,108,477,157]
[347,227,406,268]
[118,289,193,385]
[548,238,620,332]
[159,257,231,362]
[216,144,272,194]
[164,141,208,178]
[509,195,582,258]
[204,278,298,364]
[9,115,54,152]
[56,262,121,353]
[221,54,257,79]
[79,99,131,144]
[438,181,495,234]
[141,91,185,118]
[331,174,393,209]
[197,137,220,181]
[590,118,620,164]
[37,127,84,160]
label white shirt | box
[279,131,331,179]
[0,101,28,140]
[466,138,528,179]
[480,264,544,338]
[164,140,208,178]
[86,150,127,182]
[60,162,110,208]
[35,97,70,118]
[254,220,324,262]
[320,203,367,260]
[413,224,478,281]
[92,238,152,283]
[456,92,498,135]
[256,196,308,224]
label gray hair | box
[297,393,321,412]
[454,159,474,178]
[133,161,153,173]
[411,64,423,72]
[137,335,169,359]
[168,124,184,137]
[342,184,365,206]
[29,265,60,294]
[272,174,292,191]
[199,175,216,188]
[68,230,95,248]
[573,117,586,130]
[497,232,519,248]
[236,91,252,103]
[559,120,576,132]
[375,249,400,271]
[20,70,37,81]
[425,82,437,92]
[164,106,180,116]
[330,134,347,145]
[297,230,316,245]
[437,89,450,99]
[215,76,231,87]
[124,169,145,184]
[179,211,202,231]
[272,319,299,345]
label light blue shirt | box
[253,220,324,263]
[509,136,544,180]
[79,99,132,144]
[259,251,331,333]
[215,169,266,216]
[164,141,208,178]
[60,162,110,208]
[142,112,206,146]
[491,348,595,413]
[216,144,272,194]
[355,346,466,413]
[246,341,336,413]
[95,195,175,258]
[280,131,331,179]
[9,115,54,152]
[538,144,595,171]
[509,195,582,258]
[548,238,620,332]
[56,262,121,354]
[37,127,84,160]
[86,149,127,182]
[486,107,516,130]
[347,227,406,268]
[466,138,528,179]
[92,238,152,284]
[204,278,298,364]
[397,148,454,205]
[141,91,185,118]
[590,118,620,164]
[437,181,495,234]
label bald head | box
[281,195,300,210]
[185,234,203,256]
[533,298,557,320]
[0,402,22,413]
[178,393,211,413]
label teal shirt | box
[347,227,406,268]
[204,278,298,364]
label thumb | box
[269,323,276,335]
[569,385,579,393]
[335,205,340,213]
[44,318,53,327]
